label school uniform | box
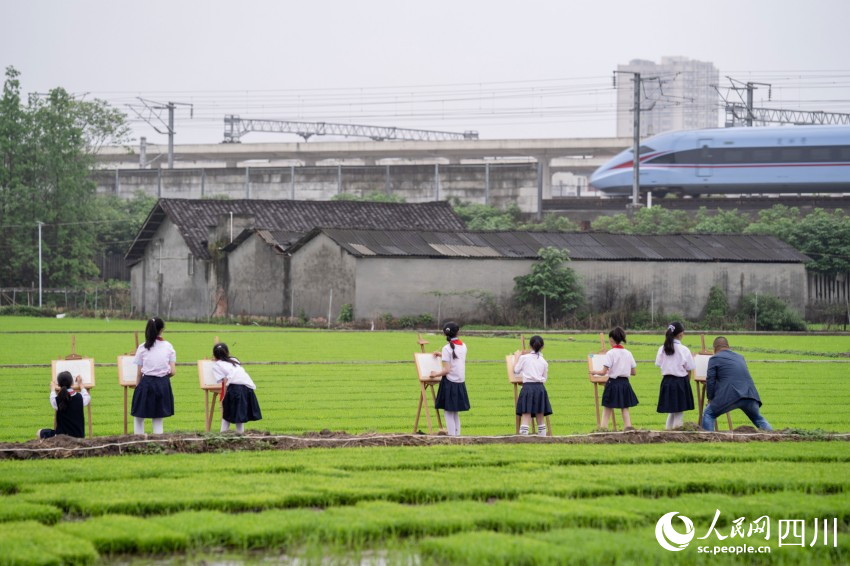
[434,341,470,412]
[39,388,90,439]
[131,339,176,419]
[514,352,553,416]
[601,346,639,408]
[655,340,696,413]
[212,358,262,424]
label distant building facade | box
[616,56,720,138]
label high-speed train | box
[589,125,850,196]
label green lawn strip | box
[14,460,850,518]
[3,442,850,499]
[0,520,98,566]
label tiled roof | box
[288,229,811,263]
[126,198,465,262]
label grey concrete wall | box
[130,219,215,319]
[92,163,541,211]
[571,261,808,319]
[289,234,356,320]
[353,257,534,320]
[227,235,287,316]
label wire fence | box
[0,287,131,312]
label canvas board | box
[117,355,139,387]
[587,353,608,384]
[197,360,220,390]
[414,353,443,382]
[505,352,523,384]
[51,359,95,390]
[693,354,712,382]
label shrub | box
[702,286,729,329]
[337,303,353,323]
[738,293,807,331]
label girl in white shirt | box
[131,317,176,435]
[514,335,552,437]
[212,343,263,433]
[655,321,696,430]
[589,327,638,431]
[430,321,469,436]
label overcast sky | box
[2,0,849,145]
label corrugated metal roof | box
[297,229,810,263]
[126,198,465,262]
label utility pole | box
[632,73,641,208]
[128,99,193,168]
[37,221,43,307]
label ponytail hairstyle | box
[144,317,165,350]
[609,326,627,345]
[213,342,240,366]
[663,321,685,356]
[529,335,544,357]
[443,321,460,359]
[55,371,73,412]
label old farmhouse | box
[126,199,809,322]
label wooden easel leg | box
[696,383,705,428]
[422,384,434,434]
[413,390,424,433]
[87,403,92,438]
[545,415,552,437]
[611,411,618,432]
[204,390,210,432]
[123,387,128,435]
[429,384,443,430]
[514,384,520,434]
[206,392,218,432]
[726,413,734,431]
[593,384,601,428]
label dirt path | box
[1,427,847,460]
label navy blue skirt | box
[657,374,695,413]
[516,382,553,416]
[222,384,263,424]
[131,375,175,419]
[435,377,470,412]
[602,378,639,409]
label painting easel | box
[198,336,223,432]
[51,336,95,437]
[506,334,552,436]
[692,334,733,431]
[587,332,617,431]
[413,334,444,434]
[117,332,140,434]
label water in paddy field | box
[108,548,419,565]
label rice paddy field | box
[1,316,849,565]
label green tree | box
[591,206,691,234]
[788,209,850,275]
[738,293,806,331]
[514,247,583,326]
[331,190,406,203]
[451,199,520,230]
[0,66,129,287]
[702,285,729,329]
[692,207,751,233]
[743,204,801,238]
[92,191,158,255]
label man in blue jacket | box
[702,336,772,432]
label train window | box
[839,147,850,161]
[638,145,655,155]
[723,148,745,163]
[752,149,773,163]
[810,147,831,162]
[648,152,676,164]
[780,148,802,162]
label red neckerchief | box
[611,344,624,349]
[450,339,464,346]
[156,336,164,341]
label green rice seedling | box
[0,501,62,525]
[0,520,99,566]
[56,514,189,554]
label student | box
[212,343,262,433]
[655,321,696,430]
[430,321,470,436]
[514,335,552,436]
[131,317,176,435]
[37,371,90,439]
[589,327,638,431]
